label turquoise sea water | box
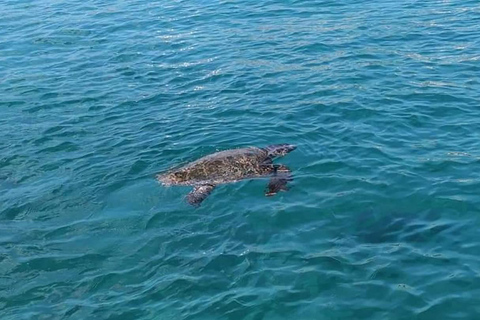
[1,0,480,319]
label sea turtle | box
[156,144,296,206]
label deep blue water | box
[1,0,480,319]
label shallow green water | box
[1,0,480,319]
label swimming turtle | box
[156,144,296,206]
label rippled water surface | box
[2,0,480,319]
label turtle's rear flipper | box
[186,185,215,207]
[265,165,292,197]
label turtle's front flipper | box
[265,165,292,197]
[186,185,215,207]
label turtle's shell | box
[160,147,270,186]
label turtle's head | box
[156,170,188,186]
[265,144,296,157]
